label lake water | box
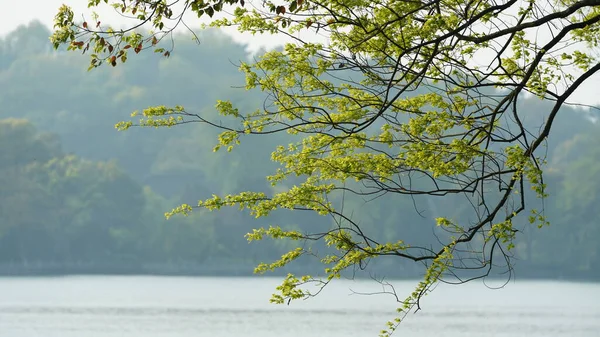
[0,276,598,337]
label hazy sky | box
[1,0,599,108]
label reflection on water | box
[0,276,598,337]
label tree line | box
[0,21,598,279]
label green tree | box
[0,119,152,266]
[53,0,600,332]
[0,118,62,243]
[537,129,600,275]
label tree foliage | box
[0,118,221,268]
[50,1,600,332]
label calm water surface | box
[0,276,598,337]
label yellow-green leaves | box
[246,226,304,242]
[489,219,517,250]
[51,5,75,50]
[215,131,240,152]
[380,242,455,337]
[165,203,193,219]
[115,105,186,130]
[215,100,240,117]
[505,145,547,198]
[529,209,550,229]
[400,139,480,178]
[254,247,305,274]
[270,273,309,304]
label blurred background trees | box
[0,21,598,279]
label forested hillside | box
[0,21,598,279]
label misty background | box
[0,21,599,281]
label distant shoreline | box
[0,262,598,282]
